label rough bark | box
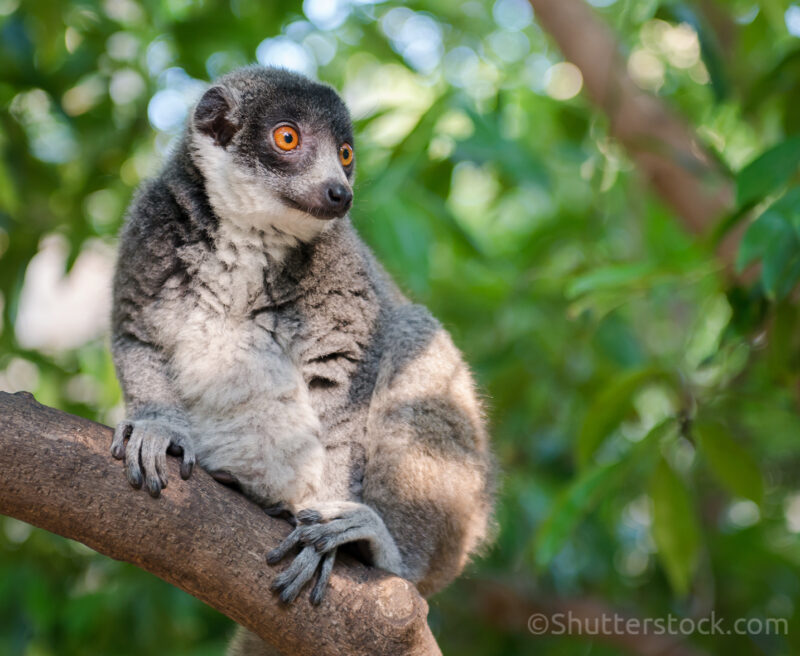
[0,391,441,656]
[529,0,740,270]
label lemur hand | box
[111,416,195,498]
[267,501,404,604]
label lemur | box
[110,65,494,655]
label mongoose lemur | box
[110,65,494,655]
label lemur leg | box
[110,337,196,497]
[357,305,493,596]
[268,306,493,603]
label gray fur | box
[110,66,494,654]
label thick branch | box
[0,391,441,656]
[529,0,740,269]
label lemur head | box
[189,66,354,243]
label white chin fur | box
[191,135,332,256]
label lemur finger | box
[111,421,133,459]
[310,548,336,606]
[180,447,195,480]
[267,527,303,565]
[124,428,145,490]
[140,432,169,498]
[154,443,170,490]
[296,500,361,523]
[271,546,320,604]
[298,515,363,548]
[312,525,372,554]
[271,545,315,590]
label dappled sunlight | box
[15,236,114,352]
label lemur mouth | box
[281,197,344,220]
[280,195,350,221]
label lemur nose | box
[326,183,353,210]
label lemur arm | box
[110,187,198,497]
[269,305,493,602]
[110,332,196,493]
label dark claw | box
[180,454,194,480]
[309,585,325,606]
[270,572,290,593]
[267,534,299,564]
[126,467,143,490]
[146,478,162,498]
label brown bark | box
[529,0,740,270]
[0,391,441,656]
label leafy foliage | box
[650,456,702,597]
[2,0,800,655]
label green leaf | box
[736,210,791,272]
[650,457,701,596]
[737,188,800,298]
[762,237,800,300]
[694,421,764,504]
[566,262,656,300]
[576,367,671,467]
[533,461,626,569]
[533,421,670,569]
[736,136,800,207]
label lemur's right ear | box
[194,86,239,148]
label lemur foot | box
[267,501,402,604]
[111,418,195,498]
[269,544,337,605]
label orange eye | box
[339,143,353,166]
[273,125,299,151]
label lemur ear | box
[194,86,239,148]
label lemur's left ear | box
[194,86,239,148]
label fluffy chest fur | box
[150,220,385,504]
[159,222,291,411]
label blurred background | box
[1,0,800,654]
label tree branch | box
[529,0,741,271]
[0,391,441,656]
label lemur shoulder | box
[110,65,494,655]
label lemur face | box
[190,67,355,241]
